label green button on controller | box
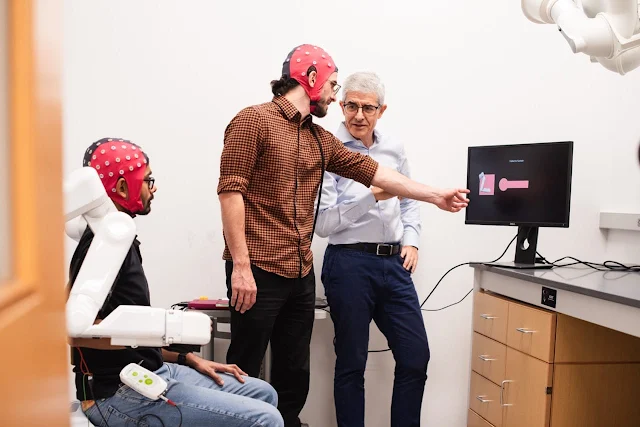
[132,372,138,377]
[145,379,153,385]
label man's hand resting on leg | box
[186,353,248,386]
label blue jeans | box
[83,363,284,427]
[321,245,430,427]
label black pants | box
[225,261,315,427]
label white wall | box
[63,1,640,425]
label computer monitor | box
[465,141,573,269]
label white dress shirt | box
[315,122,421,247]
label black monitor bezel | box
[465,141,573,228]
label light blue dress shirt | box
[315,122,421,247]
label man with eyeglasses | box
[315,72,430,427]
[70,139,284,427]
[218,47,468,427]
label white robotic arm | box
[522,0,640,74]
[64,167,210,348]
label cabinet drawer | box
[468,409,495,427]
[507,301,556,362]
[473,292,509,344]
[471,332,507,385]
[503,347,553,427]
[469,371,503,427]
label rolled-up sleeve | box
[217,107,263,195]
[326,136,378,187]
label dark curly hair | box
[270,65,318,97]
[270,76,301,97]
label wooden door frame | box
[0,0,64,310]
[0,1,68,425]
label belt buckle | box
[376,244,392,256]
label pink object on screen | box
[499,178,529,191]
[479,173,495,196]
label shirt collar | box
[335,121,380,147]
[272,96,312,126]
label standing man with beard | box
[218,44,470,427]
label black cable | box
[174,404,183,427]
[536,253,640,272]
[137,413,167,427]
[309,126,325,242]
[86,375,111,427]
[419,233,517,310]
[137,414,166,427]
[170,302,189,310]
[366,233,518,354]
[422,288,474,312]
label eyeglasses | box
[343,102,380,116]
[143,177,155,189]
[332,84,341,95]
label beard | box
[138,198,153,215]
[311,98,330,118]
[135,195,153,216]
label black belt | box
[334,243,401,256]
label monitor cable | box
[367,232,518,353]
[536,253,640,272]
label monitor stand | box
[484,226,553,270]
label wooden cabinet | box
[506,302,556,363]
[469,409,495,427]
[467,290,640,427]
[502,347,552,427]
[471,332,506,385]
[473,291,509,344]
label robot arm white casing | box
[64,167,211,347]
[522,0,640,74]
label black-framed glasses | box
[332,83,341,95]
[343,102,380,116]
[143,177,155,189]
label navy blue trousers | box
[321,245,430,427]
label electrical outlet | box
[541,287,557,308]
[599,212,640,232]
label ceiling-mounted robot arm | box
[522,0,640,74]
[64,167,211,348]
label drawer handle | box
[480,314,498,320]
[478,354,497,362]
[500,380,514,407]
[516,327,536,334]
[476,395,493,403]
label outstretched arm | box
[371,165,469,212]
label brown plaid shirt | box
[218,96,379,278]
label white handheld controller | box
[120,363,168,400]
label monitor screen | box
[465,141,573,227]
